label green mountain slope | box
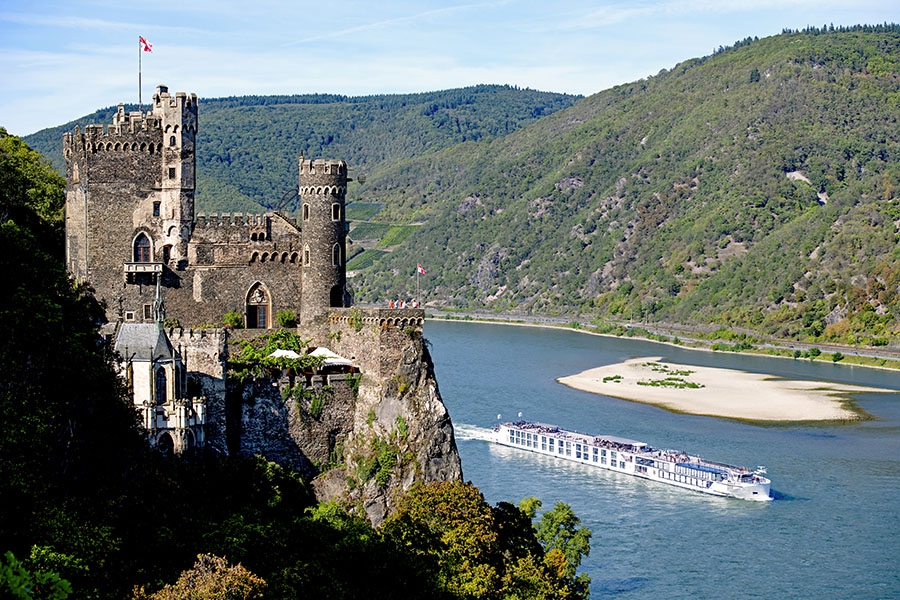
[351,26,900,346]
[25,85,580,214]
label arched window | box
[302,203,310,221]
[156,432,174,456]
[246,283,270,329]
[156,367,167,404]
[332,243,341,266]
[134,233,152,262]
[169,135,176,147]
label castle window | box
[162,245,172,264]
[169,135,176,147]
[332,244,341,266]
[156,432,174,456]
[156,367,167,404]
[303,246,310,266]
[153,202,161,217]
[168,167,176,179]
[134,233,152,262]
[302,204,310,221]
[143,304,153,320]
[331,203,340,221]
[246,284,270,329]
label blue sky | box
[1,0,896,136]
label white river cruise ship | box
[493,421,772,501]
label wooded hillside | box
[350,25,900,347]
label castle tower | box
[63,85,198,321]
[154,86,198,267]
[298,155,350,323]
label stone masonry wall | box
[168,327,228,453]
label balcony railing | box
[124,262,163,274]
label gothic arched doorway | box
[246,283,271,329]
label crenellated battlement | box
[298,157,348,177]
[327,308,425,332]
[63,117,164,156]
[154,86,198,111]
[167,327,228,343]
[194,213,289,229]
[298,155,348,193]
[62,85,198,158]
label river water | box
[425,320,900,599]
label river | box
[425,320,900,599]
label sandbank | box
[557,357,890,422]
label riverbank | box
[557,356,891,422]
[421,309,900,371]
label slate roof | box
[114,323,175,362]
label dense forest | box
[1,128,592,598]
[25,85,580,214]
[24,26,900,348]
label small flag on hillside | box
[139,36,153,52]
[417,263,427,275]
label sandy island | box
[557,357,892,422]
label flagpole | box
[138,36,142,112]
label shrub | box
[275,309,297,328]
[223,310,243,328]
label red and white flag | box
[417,263,427,275]
[139,36,153,52]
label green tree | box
[534,502,591,580]
[130,554,265,600]
[0,130,147,598]
[384,480,501,598]
[0,552,71,600]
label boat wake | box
[453,423,495,442]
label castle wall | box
[168,327,228,452]
[64,121,164,298]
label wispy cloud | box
[284,3,499,46]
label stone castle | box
[63,85,349,327]
[63,86,461,522]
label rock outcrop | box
[235,308,463,525]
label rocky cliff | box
[235,308,463,525]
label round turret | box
[298,156,350,322]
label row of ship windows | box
[508,430,722,488]
[659,471,711,488]
[508,431,627,468]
